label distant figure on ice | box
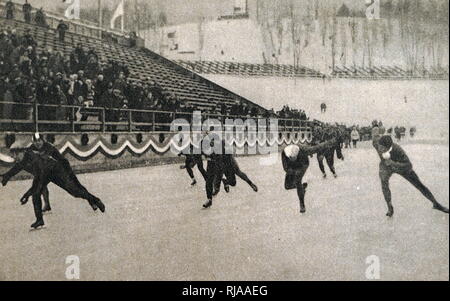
[344,128,352,149]
[282,134,342,213]
[394,126,400,141]
[351,127,360,148]
[409,127,416,138]
[372,127,448,217]
[320,103,327,113]
[1,134,105,229]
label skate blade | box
[29,226,46,232]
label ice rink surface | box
[0,142,448,281]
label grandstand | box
[332,66,449,81]
[0,9,315,175]
[177,60,325,78]
[0,16,267,117]
[177,60,449,80]
[141,2,449,80]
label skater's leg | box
[205,161,216,199]
[184,157,197,185]
[31,194,45,228]
[296,180,306,213]
[185,164,197,186]
[400,170,448,213]
[223,168,237,187]
[52,168,105,212]
[196,157,208,181]
[229,157,258,192]
[186,165,195,179]
[335,145,344,160]
[30,177,50,228]
[317,154,326,177]
[203,160,217,208]
[42,186,51,212]
[234,169,258,192]
[379,165,394,217]
[213,168,225,196]
[295,166,308,213]
[326,152,336,176]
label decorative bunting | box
[0,131,313,165]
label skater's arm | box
[384,146,413,172]
[45,143,66,163]
[300,139,337,156]
[282,153,290,173]
[1,152,31,186]
[385,159,412,172]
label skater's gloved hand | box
[20,195,29,205]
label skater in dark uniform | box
[282,135,342,213]
[213,154,258,195]
[372,127,448,217]
[203,151,223,209]
[314,125,344,179]
[179,145,207,186]
[6,147,52,213]
[180,154,207,186]
[202,138,258,209]
[1,134,105,229]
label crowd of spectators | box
[0,24,201,128]
[334,120,415,149]
[277,105,309,121]
[0,11,312,133]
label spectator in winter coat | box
[351,127,360,148]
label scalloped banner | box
[0,132,313,164]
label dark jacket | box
[3,142,65,183]
[29,142,67,164]
[372,127,413,173]
[282,139,337,173]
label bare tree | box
[319,4,329,47]
[256,0,277,64]
[339,17,348,66]
[198,14,205,62]
[329,6,338,72]
[349,16,358,68]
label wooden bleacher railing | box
[0,101,314,135]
